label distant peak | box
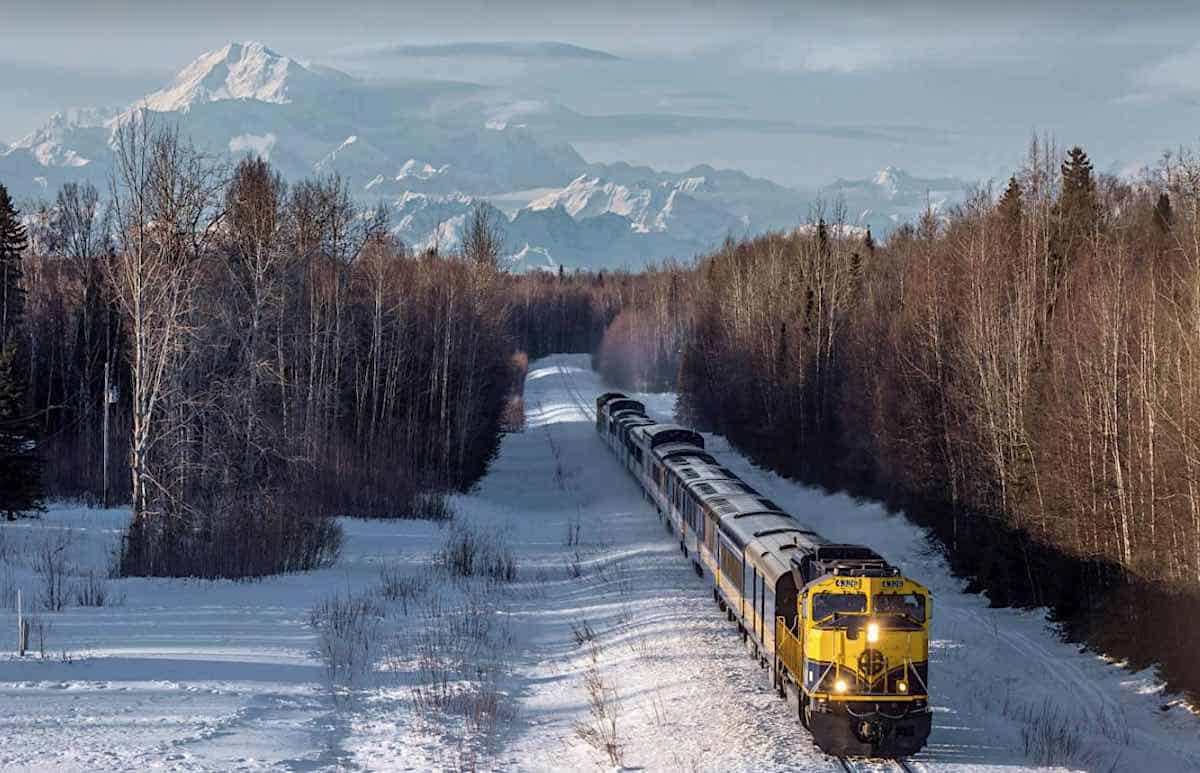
[223,41,280,58]
[138,41,332,113]
[873,166,908,185]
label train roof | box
[716,510,827,584]
[686,478,759,500]
[706,493,788,519]
[606,398,646,415]
[665,461,738,483]
[636,424,705,450]
[790,543,900,579]
[746,528,822,585]
[653,442,713,463]
[667,458,739,477]
[596,392,627,410]
[663,455,723,471]
[610,409,650,424]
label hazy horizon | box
[4,1,1200,188]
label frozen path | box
[0,353,1198,771]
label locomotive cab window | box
[873,592,927,623]
[812,592,867,621]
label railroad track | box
[557,359,596,421]
[835,756,916,773]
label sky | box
[4,0,1200,188]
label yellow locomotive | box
[778,546,931,757]
[595,392,932,758]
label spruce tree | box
[0,184,27,349]
[1060,146,1096,227]
[816,218,829,255]
[0,343,43,519]
[999,176,1023,227]
[1154,192,1173,235]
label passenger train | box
[595,392,932,758]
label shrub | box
[73,571,117,607]
[412,491,455,522]
[377,566,431,615]
[35,532,72,612]
[408,591,515,747]
[570,618,596,647]
[0,563,16,611]
[309,592,381,686]
[437,523,516,583]
[117,497,342,579]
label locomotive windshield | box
[812,592,867,621]
[874,592,926,623]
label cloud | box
[228,132,277,160]
[366,41,620,61]
[1132,45,1200,102]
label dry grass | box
[377,566,431,616]
[573,644,624,767]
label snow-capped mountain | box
[0,41,586,200]
[141,42,341,113]
[821,165,968,232]
[389,193,706,271]
[527,175,745,244]
[0,41,970,269]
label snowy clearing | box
[1,353,1198,772]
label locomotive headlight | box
[867,622,880,643]
[834,679,848,693]
[897,681,908,693]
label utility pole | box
[102,360,111,508]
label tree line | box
[3,120,521,578]
[526,141,1200,698]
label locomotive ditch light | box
[834,679,848,693]
[867,621,880,643]
[898,680,908,693]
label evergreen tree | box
[1154,191,1173,235]
[863,227,875,255]
[1060,146,1096,226]
[0,184,28,349]
[816,218,829,255]
[0,343,43,519]
[999,175,1023,227]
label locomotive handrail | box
[775,615,803,680]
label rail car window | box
[812,592,867,621]
[720,544,744,592]
[874,593,926,623]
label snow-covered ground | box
[1,353,1198,772]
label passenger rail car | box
[595,392,932,758]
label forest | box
[579,140,1200,699]
[0,121,525,578]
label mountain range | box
[0,41,973,270]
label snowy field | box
[1,353,1198,772]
